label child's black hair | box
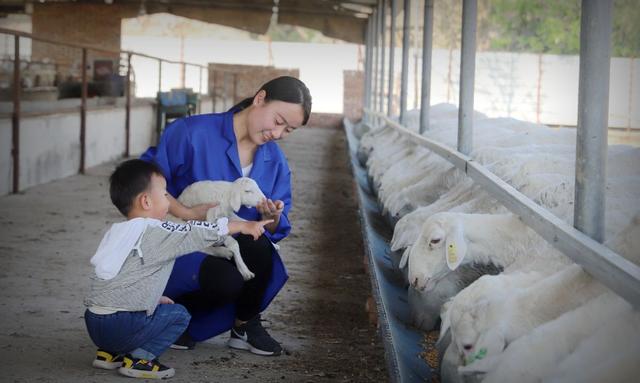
[109,159,164,216]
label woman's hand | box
[256,198,284,233]
[228,219,274,240]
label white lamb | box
[169,177,267,281]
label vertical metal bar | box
[378,0,387,114]
[372,8,379,113]
[158,59,162,93]
[419,0,434,134]
[574,0,612,243]
[387,0,397,116]
[457,0,477,155]
[364,17,373,116]
[399,0,411,125]
[80,48,87,174]
[125,52,132,157]
[198,66,203,114]
[12,35,20,194]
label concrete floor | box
[0,125,388,382]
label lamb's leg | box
[225,237,255,281]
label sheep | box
[169,177,266,281]
[465,292,633,382]
[543,308,640,383]
[452,213,640,380]
[403,212,561,292]
[449,263,607,373]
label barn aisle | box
[0,123,387,382]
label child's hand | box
[159,296,174,305]
[257,199,284,221]
[229,219,274,240]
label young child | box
[84,159,271,379]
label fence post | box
[399,0,411,125]
[574,0,613,243]
[378,0,386,114]
[12,35,20,194]
[457,0,477,155]
[387,0,397,117]
[80,48,87,174]
[364,16,373,120]
[125,52,132,157]
[419,0,434,134]
[372,8,379,114]
[158,59,162,93]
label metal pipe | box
[457,0,477,155]
[399,0,411,124]
[372,8,379,113]
[364,17,373,116]
[419,0,434,133]
[387,0,397,116]
[574,0,613,243]
[158,59,162,93]
[378,0,386,114]
[12,35,20,194]
[80,48,87,174]
[125,53,132,158]
[0,27,206,70]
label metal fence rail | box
[0,27,207,193]
[365,108,640,308]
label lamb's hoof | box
[240,271,255,281]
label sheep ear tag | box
[445,239,466,271]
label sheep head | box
[406,213,468,292]
[231,177,266,212]
[450,300,507,373]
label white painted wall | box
[0,96,215,196]
[19,112,80,191]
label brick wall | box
[343,70,364,123]
[31,4,135,81]
[208,63,299,112]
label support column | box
[387,0,397,116]
[574,0,613,243]
[457,0,477,155]
[419,0,434,134]
[378,0,387,114]
[399,0,411,125]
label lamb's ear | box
[230,191,242,213]
[399,246,411,269]
[446,222,467,271]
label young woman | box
[141,76,312,356]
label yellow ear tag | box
[446,242,458,270]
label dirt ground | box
[0,126,388,382]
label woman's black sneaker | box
[118,355,175,379]
[228,315,282,356]
[169,331,196,350]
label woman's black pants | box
[175,234,274,322]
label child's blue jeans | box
[84,304,190,360]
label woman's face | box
[247,90,305,145]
